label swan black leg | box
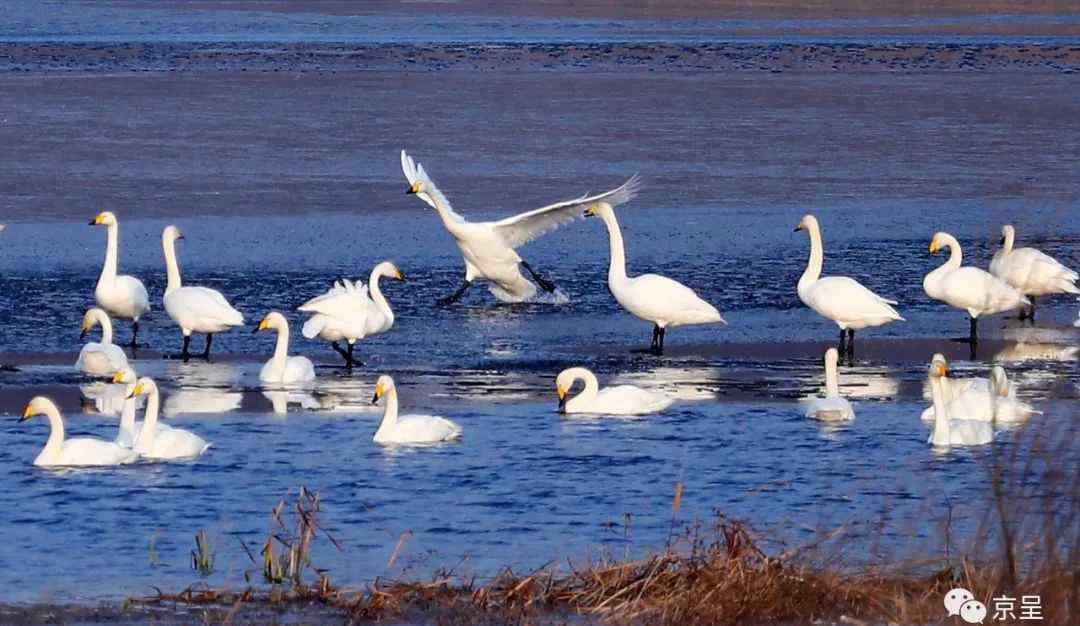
[128,321,141,349]
[202,333,213,360]
[846,329,855,359]
[438,280,471,306]
[347,343,363,368]
[656,327,667,355]
[180,335,191,362]
[969,316,979,344]
[838,328,846,353]
[521,261,557,293]
[1028,297,1037,323]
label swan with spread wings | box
[401,150,640,304]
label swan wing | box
[949,419,994,446]
[940,267,1027,314]
[55,438,137,466]
[391,415,463,442]
[299,281,371,318]
[400,150,465,223]
[595,385,673,415]
[171,286,244,326]
[996,248,1079,294]
[622,273,724,324]
[804,277,903,324]
[492,175,641,249]
[801,395,855,421]
[146,427,211,459]
[116,274,151,313]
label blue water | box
[1,0,1079,609]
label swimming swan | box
[127,377,210,459]
[989,224,1079,319]
[90,211,150,347]
[555,367,673,415]
[254,312,316,386]
[920,357,1036,423]
[401,149,639,304]
[801,347,855,421]
[925,232,1028,344]
[299,261,405,368]
[371,374,462,443]
[795,214,903,355]
[162,225,245,360]
[75,308,130,377]
[587,202,725,354]
[111,367,178,447]
[20,396,137,467]
[926,359,994,447]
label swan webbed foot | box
[521,261,557,293]
[438,280,471,306]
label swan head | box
[928,358,948,379]
[406,181,425,195]
[112,367,138,385]
[163,225,185,244]
[990,365,1010,397]
[375,261,406,282]
[794,214,818,233]
[253,312,288,334]
[928,232,952,255]
[127,377,158,399]
[19,396,58,423]
[999,224,1014,246]
[80,308,107,339]
[89,211,117,227]
[823,347,839,369]
[583,202,614,220]
[371,375,396,405]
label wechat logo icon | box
[945,587,987,624]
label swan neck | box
[431,193,463,234]
[163,235,182,293]
[135,387,159,452]
[1002,229,1015,253]
[599,211,628,283]
[43,404,65,458]
[97,311,114,345]
[930,375,949,444]
[369,270,393,323]
[377,387,399,433]
[272,325,290,365]
[944,236,962,269]
[580,370,600,403]
[99,222,119,287]
[825,359,840,397]
[119,393,136,438]
[799,223,824,293]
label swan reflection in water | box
[993,342,1079,363]
[163,388,243,417]
[80,381,144,417]
[262,389,321,415]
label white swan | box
[90,211,150,347]
[555,367,672,415]
[127,377,211,459]
[299,261,405,368]
[795,214,903,354]
[20,396,137,467]
[75,308,130,377]
[920,357,1036,423]
[254,312,316,386]
[161,225,245,359]
[800,347,855,421]
[112,367,144,447]
[587,202,725,354]
[925,232,1028,344]
[402,149,639,304]
[371,375,462,443]
[926,359,994,447]
[990,224,1078,319]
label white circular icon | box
[944,587,975,616]
[959,599,987,624]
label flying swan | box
[299,261,405,368]
[925,232,1028,344]
[20,396,138,467]
[555,367,673,415]
[587,202,724,354]
[161,225,245,359]
[75,307,130,377]
[800,347,855,421]
[401,149,639,304]
[989,224,1079,320]
[371,374,462,444]
[795,214,903,355]
[127,377,211,459]
[254,312,316,386]
[926,358,994,447]
[90,211,150,347]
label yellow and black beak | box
[929,240,939,255]
[937,363,948,377]
[88,213,105,226]
[19,404,33,423]
[406,181,420,195]
[583,206,596,218]
[111,371,125,384]
[79,324,88,340]
[252,318,269,334]
[794,223,804,232]
[371,383,384,405]
[557,385,567,413]
[126,382,144,400]
[395,269,407,282]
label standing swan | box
[128,377,211,459]
[161,225,245,360]
[401,150,639,304]
[555,367,672,415]
[925,232,1028,345]
[299,261,406,368]
[926,359,993,447]
[254,312,316,386]
[989,224,1079,320]
[587,202,725,354]
[75,308,130,377]
[795,215,903,356]
[19,396,137,467]
[89,211,150,347]
[800,347,855,421]
[371,374,462,443]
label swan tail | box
[302,316,326,340]
[1056,278,1080,294]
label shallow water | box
[1,0,1080,610]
